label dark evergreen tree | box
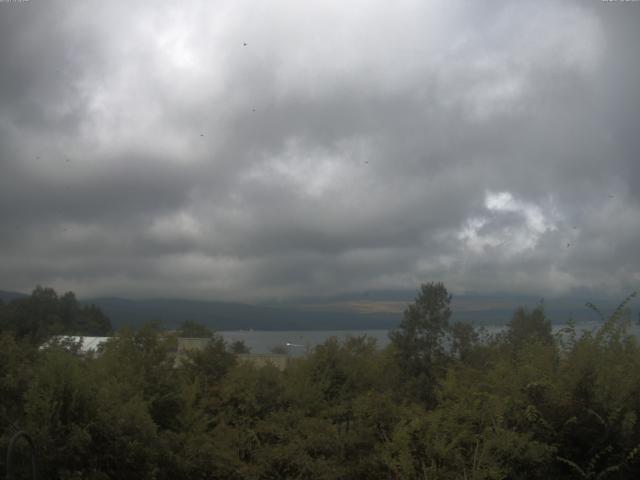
[505,304,553,349]
[389,282,452,406]
[177,320,213,338]
[229,339,250,354]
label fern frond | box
[586,302,605,322]
[588,445,613,473]
[595,463,621,479]
[561,416,578,430]
[608,291,637,323]
[626,443,640,462]
[557,456,588,478]
[586,408,607,428]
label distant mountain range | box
[86,297,398,330]
[0,290,28,302]
[275,290,632,328]
[1,289,635,331]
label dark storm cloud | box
[0,0,638,300]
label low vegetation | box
[1,284,639,479]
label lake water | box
[219,330,392,356]
[220,321,640,356]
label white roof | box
[42,336,112,353]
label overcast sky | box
[0,0,638,302]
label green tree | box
[229,339,250,354]
[76,303,112,336]
[8,286,62,342]
[505,304,553,349]
[0,333,37,441]
[0,287,111,342]
[19,343,160,479]
[97,325,182,431]
[389,282,452,406]
[177,320,213,338]
[450,321,479,364]
[180,334,236,389]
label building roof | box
[41,335,111,353]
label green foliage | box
[229,339,251,354]
[181,334,236,388]
[20,346,160,479]
[504,304,553,349]
[450,321,480,364]
[177,320,213,338]
[389,282,452,406]
[0,286,111,343]
[2,285,640,479]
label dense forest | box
[0,286,112,343]
[1,284,640,479]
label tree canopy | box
[1,285,640,479]
[389,282,452,406]
[0,286,111,343]
[177,319,213,338]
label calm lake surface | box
[219,321,626,356]
[219,330,392,356]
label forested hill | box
[2,287,632,331]
[88,292,628,331]
[0,290,28,303]
[85,297,399,330]
[0,287,112,342]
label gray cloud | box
[0,0,638,301]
